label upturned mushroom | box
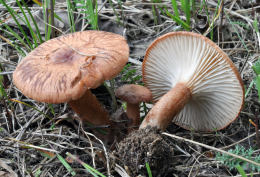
[115,84,152,131]
[140,31,244,131]
[13,30,129,126]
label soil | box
[113,127,175,176]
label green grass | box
[121,63,142,84]
[57,154,76,176]
[0,0,43,55]
[1,0,33,49]
[66,0,76,32]
[74,0,99,30]
[66,152,106,177]
[236,165,248,177]
[0,68,7,99]
[250,58,260,100]
[165,0,191,31]
[10,99,52,120]
[108,0,123,26]
[146,162,153,177]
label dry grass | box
[1,0,260,176]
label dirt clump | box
[113,127,175,176]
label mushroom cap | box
[115,84,152,104]
[13,31,129,103]
[142,31,244,131]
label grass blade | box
[86,0,98,30]
[32,0,42,6]
[66,0,76,32]
[10,99,51,120]
[42,0,52,40]
[66,152,106,177]
[171,0,180,18]
[0,24,30,52]
[255,76,260,101]
[235,165,247,177]
[0,31,26,56]
[75,0,99,30]
[182,0,190,26]
[21,0,44,44]
[108,0,122,25]
[16,0,38,46]
[253,19,259,33]
[225,11,249,52]
[0,0,33,49]
[164,7,190,30]
[145,162,153,177]
[57,154,76,176]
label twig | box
[7,138,58,153]
[128,57,142,65]
[0,159,18,177]
[162,132,260,167]
[115,164,130,177]
[80,124,96,169]
[81,129,111,176]
[0,71,13,75]
[208,1,254,23]
[221,131,257,150]
[1,97,13,132]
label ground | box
[1,0,260,177]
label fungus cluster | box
[114,31,245,176]
[13,30,245,136]
[13,30,245,176]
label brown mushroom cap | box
[115,84,152,104]
[115,84,152,131]
[13,31,129,103]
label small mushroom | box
[13,30,129,126]
[115,84,152,130]
[140,31,244,131]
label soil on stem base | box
[113,127,175,176]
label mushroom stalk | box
[139,83,191,130]
[126,103,140,128]
[69,90,111,126]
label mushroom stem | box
[139,83,191,130]
[68,90,111,126]
[126,103,140,129]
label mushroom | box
[140,31,244,131]
[13,30,129,126]
[115,84,152,131]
